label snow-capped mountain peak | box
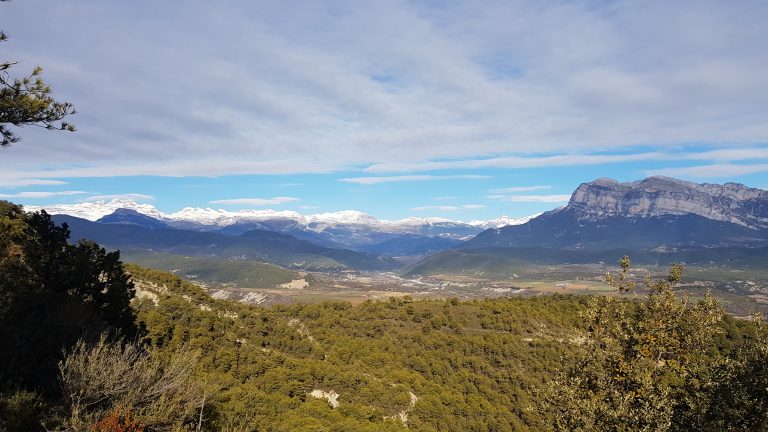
[307,210,379,225]
[468,214,541,229]
[24,199,164,221]
[24,199,538,231]
[389,217,457,226]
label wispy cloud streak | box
[649,164,768,178]
[339,175,490,185]
[488,186,551,193]
[0,191,86,199]
[86,194,155,202]
[210,197,299,206]
[0,179,68,188]
[487,194,571,203]
[411,204,485,211]
[1,1,767,179]
[365,153,666,173]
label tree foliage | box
[547,256,767,431]
[1,209,765,430]
[0,4,75,147]
[0,201,137,396]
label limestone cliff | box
[566,176,768,229]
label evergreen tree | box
[0,201,137,395]
[1,1,75,147]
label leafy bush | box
[547,256,767,431]
[0,390,46,432]
[58,335,205,431]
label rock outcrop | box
[567,176,768,229]
[462,176,768,251]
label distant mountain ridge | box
[399,177,768,276]
[29,200,537,255]
[28,176,768,272]
[27,199,535,231]
[56,215,402,271]
[568,176,768,228]
[464,176,768,251]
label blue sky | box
[1,1,767,220]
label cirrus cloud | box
[488,185,551,193]
[0,179,68,188]
[209,197,299,206]
[649,164,768,178]
[85,193,155,202]
[0,190,86,199]
[487,194,572,203]
[411,204,485,211]
[1,0,767,181]
[340,175,490,185]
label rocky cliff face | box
[566,176,768,229]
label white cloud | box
[209,197,299,206]
[683,148,768,162]
[649,164,768,178]
[1,1,767,179]
[0,190,86,199]
[0,179,68,188]
[488,185,551,193]
[365,153,667,173]
[488,194,572,203]
[365,147,768,174]
[410,204,484,211]
[339,175,490,185]
[0,159,334,181]
[85,193,155,202]
[411,206,459,211]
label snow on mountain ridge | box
[24,199,535,230]
[166,207,305,226]
[385,217,456,226]
[25,199,164,221]
[468,214,541,229]
[306,210,379,225]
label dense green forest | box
[2,201,767,431]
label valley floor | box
[150,260,768,317]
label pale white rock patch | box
[309,389,340,408]
[385,391,418,425]
[279,279,309,290]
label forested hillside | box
[129,265,591,431]
[2,202,767,431]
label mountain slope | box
[30,201,536,253]
[567,176,768,228]
[97,208,170,229]
[405,177,768,276]
[56,215,402,271]
[405,246,768,277]
[464,177,768,251]
[464,209,768,250]
[119,249,299,288]
[359,235,464,256]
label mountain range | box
[464,176,768,250]
[27,176,768,274]
[55,214,402,272]
[408,176,768,275]
[30,200,535,256]
[29,199,533,233]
